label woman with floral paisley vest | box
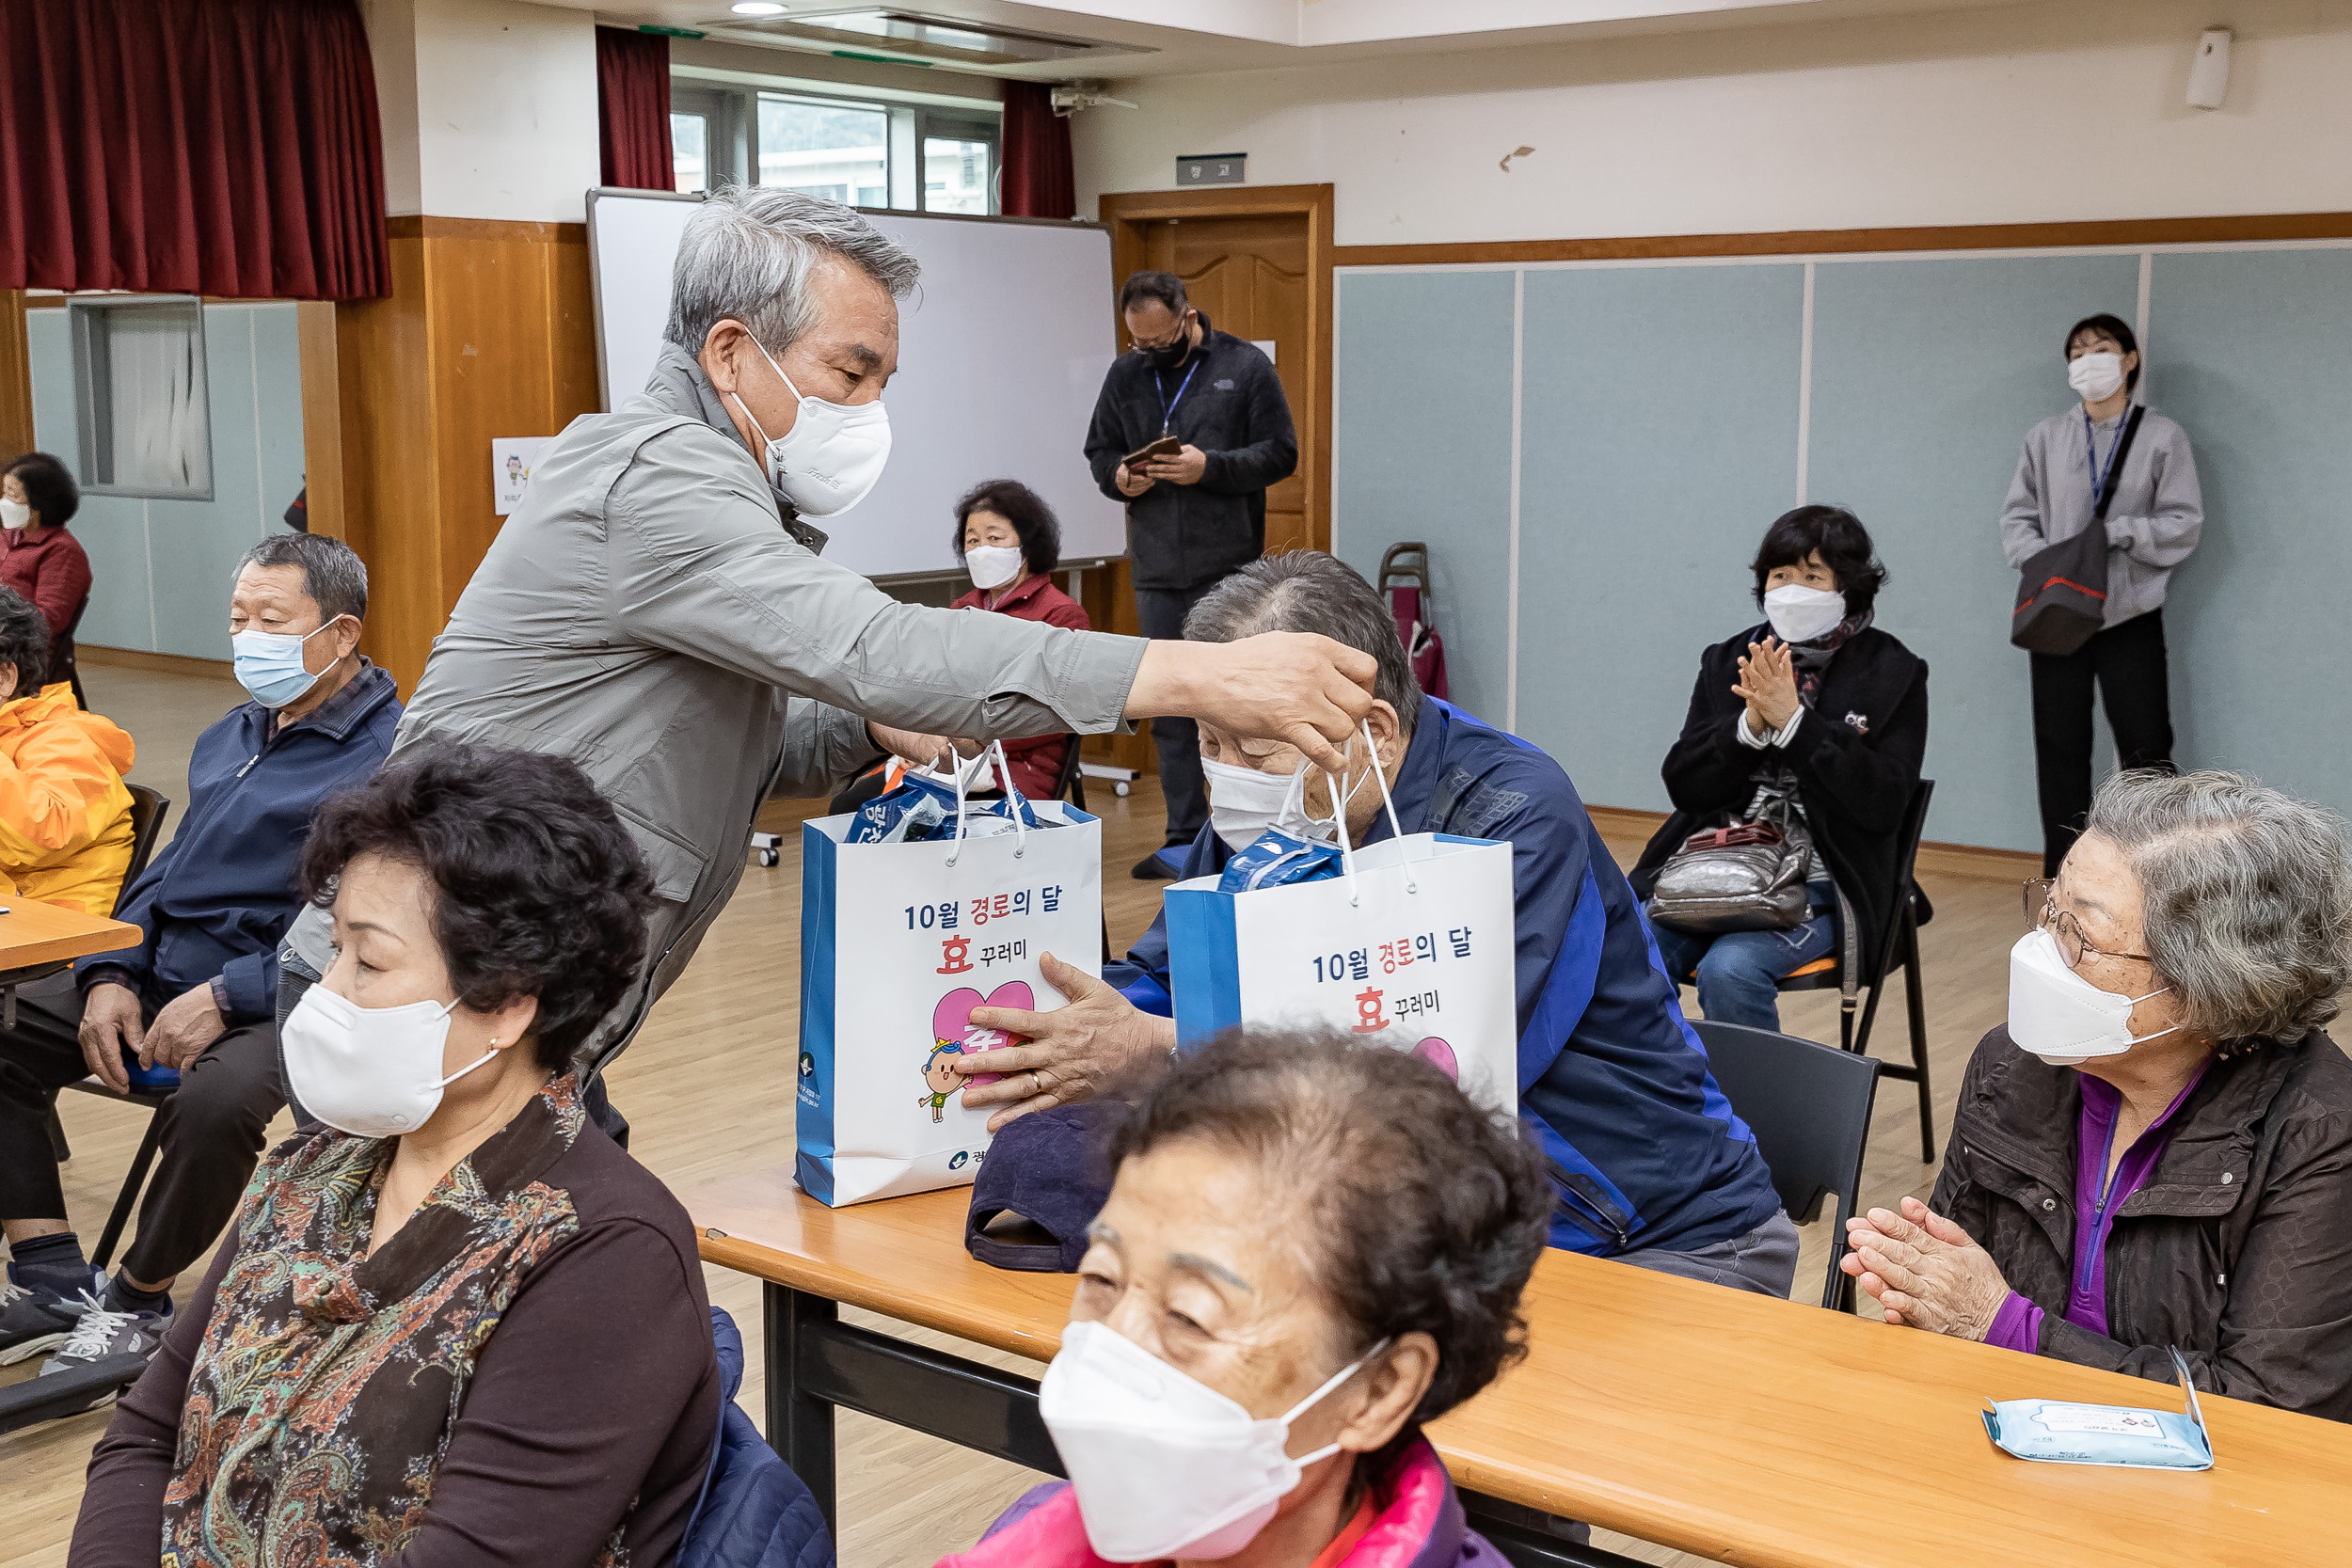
[71,745,721,1568]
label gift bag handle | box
[1327,721,1415,908]
[945,741,1030,868]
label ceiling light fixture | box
[730,2,787,15]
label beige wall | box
[1073,0,2352,242]
[366,0,601,223]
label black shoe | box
[1131,849,1184,880]
[39,1290,171,1379]
[0,1263,104,1366]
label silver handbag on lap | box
[1646,796,1813,934]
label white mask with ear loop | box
[2068,351,2126,404]
[2007,927,2179,1068]
[280,985,502,1137]
[1040,1319,1390,1562]
[1205,735,1371,851]
[728,329,893,518]
[1762,583,1848,645]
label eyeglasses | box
[2022,879,2154,968]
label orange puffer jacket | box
[0,683,136,915]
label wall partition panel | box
[1513,261,1804,813]
[1805,252,2142,852]
[1332,269,1519,730]
[2148,246,2352,825]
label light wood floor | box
[6,661,2037,1568]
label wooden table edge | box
[699,1231,1067,1365]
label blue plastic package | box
[1981,1348,2214,1471]
[1217,831,1344,892]
[846,771,960,844]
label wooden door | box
[1138,214,1312,555]
[1086,185,1334,777]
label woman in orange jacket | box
[0,587,135,915]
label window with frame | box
[69,296,215,500]
[669,76,1000,215]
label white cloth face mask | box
[1762,583,1848,645]
[963,545,1023,592]
[1040,1319,1387,1562]
[0,499,28,531]
[1206,744,1366,851]
[2007,927,2178,1067]
[280,984,498,1136]
[2068,351,2125,404]
[729,331,892,518]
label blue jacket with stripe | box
[1106,698,1782,1258]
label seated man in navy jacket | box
[956,551,1793,1295]
[0,533,401,1375]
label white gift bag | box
[797,748,1104,1206]
[1162,743,1518,1115]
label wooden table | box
[0,898,139,972]
[692,1164,2352,1568]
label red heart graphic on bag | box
[933,982,1035,1087]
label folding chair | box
[1772,779,1937,1163]
[43,784,175,1267]
[1692,1019,1880,1310]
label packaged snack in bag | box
[1217,831,1344,892]
[847,772,957,844]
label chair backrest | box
[117,784,170,915]
[1693,1018,1880,1309]
[1049,734,1085,802]
[48,592,90,690]
[1866,778,1936,981]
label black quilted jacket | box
[1931,1025,2352,1420]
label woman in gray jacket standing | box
[1999,312,2202,877]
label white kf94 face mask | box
[281,985,498,1137]
[730,330,892,518]
[1040,1320,1388,1562]
[1761,583,1847,645]
[962,544,1023,592]
[1204,741,1371,853]
[2068,351,2125,404]
[2007,927,2178,1068]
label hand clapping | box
[1731,635,1801,734]
[1841,1196,2012,1340]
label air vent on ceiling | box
[708,8,1152,66]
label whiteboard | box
[585,189,1125,578]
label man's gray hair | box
[2088,769,2352,1050]
[1184,552,1421,735]
[663,186,920,357]
[236,532,367,625]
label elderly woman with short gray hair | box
[1842,769,2352,1418]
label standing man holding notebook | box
[1086,270,1297,879]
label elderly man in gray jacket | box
[281,188,1371,1109]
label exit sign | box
[1176,152,1246,185]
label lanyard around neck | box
[1155,356,1203,435]
[2083,404,2133,511]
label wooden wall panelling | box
[296,302,346,539]
[0,291,33,460]
[327,216,598,693]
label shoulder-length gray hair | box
[2088,769,2352,1052]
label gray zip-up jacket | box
[303,343,1147,1067]
[1997,404,2202,629]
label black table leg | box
[766,1281,839,1535]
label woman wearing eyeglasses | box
[1840,769,2352,1419]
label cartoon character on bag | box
[919,1041,966,1122]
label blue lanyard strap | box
[2084,404,2133,511]
[1155,357,1202,435]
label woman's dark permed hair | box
[950,479,1061,578]
[1750,504,1887,619]
[2065,312,2141,393]
[4,452,79,530]
[0,588,51,695]
[1108,1028,1550,1476]
[297,744,655,1071]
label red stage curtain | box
[1000,82,1074,220]
[597,26,674,191]
[0,0,389,299]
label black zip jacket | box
[1933,1026,2352,1419]
[1630,624,1931,982]
[1083,312,1297,591]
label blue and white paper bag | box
[797,753,1102,1207]
[1164,832,1518,1115]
